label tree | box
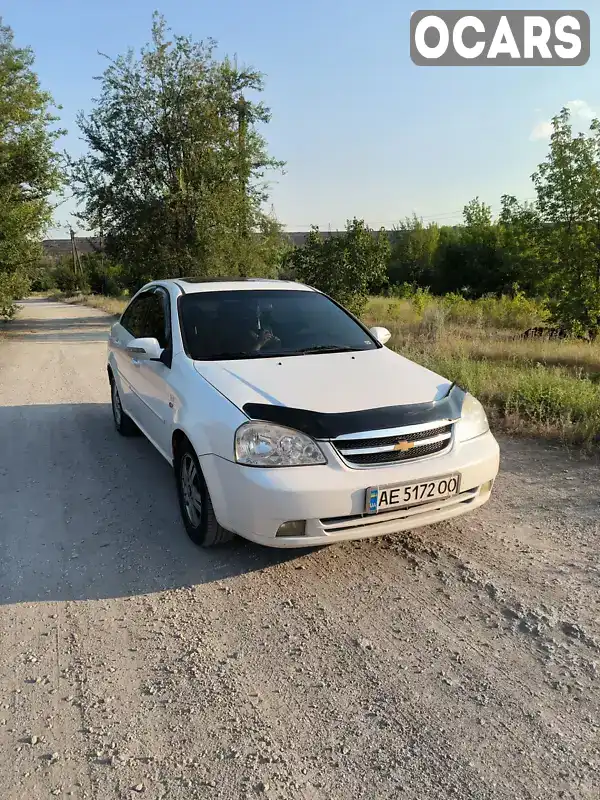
[290,219,390,316]
[0,18,64,317]
[388,215,439,288]
[71,13,284,291]
[433,199,509,296]
[532,106,600,334]
[498,195,545,294]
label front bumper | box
[200,431,500,548]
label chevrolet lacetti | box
[107,278,500,548]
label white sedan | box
[107,278,499,548]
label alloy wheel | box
[181,453,203,527]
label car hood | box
[193,347,452,415]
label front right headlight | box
[234,421,327,467]
[454,393,489,442]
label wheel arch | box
[172,428,191,462]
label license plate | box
[365,474,460,514]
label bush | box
[472,291,548,330]
[291,219,391,316]
[418,304,447,342]
[81,254,125,297]
[409,287,435,317]
[52,262,86,294]
[0,272,30,320]
[29,267,56,292]
[370,287,549,331]
[389,282,419,299]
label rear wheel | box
[110,375,138,436]
[175,441,234,547]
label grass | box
[364,296,600,445]
[50,289,600,445]
[52,291,128,317]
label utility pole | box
[70,227,77,277]
[237,95,248,239]
[237,95,249,279]
[99,211,105,270]
[70,227,82,282]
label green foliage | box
[531,107,600,335]
[290,219,391,316]
[70,13,284,290]
[365,295,600,442]
[408,350,600,444]
[0,272,29,319]
[0,18,64,317]
[409,286,433,316]
[28,256,56,291]
[52,259,85,294]
[388,281,419,299]
[498,196,545,294]
[79,253,124,297]
[388,216,439,286]
[368,287,548,331]
[383,106,600,336]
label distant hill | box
[42,237,103,259]
[42,230,396,259]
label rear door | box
[110,291,155,422]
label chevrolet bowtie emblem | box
[394,440,415,451]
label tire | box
[110,373,139,437]
[175,440,234,547]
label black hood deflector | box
[242,383,466,440]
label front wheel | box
[175,442,234,547]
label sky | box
[3,0,599,238]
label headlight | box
[455,393,489,442]
[234,421,327,467]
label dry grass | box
[54,292,128,317]
[364,297,600,445]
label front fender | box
[172,379,247,462]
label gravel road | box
[1,298,599,800]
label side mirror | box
[369,326,391,346]
[126,337,163,361]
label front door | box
[129,287,174,459]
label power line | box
[282,197,541,230]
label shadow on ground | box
[0,403,309,605]
[1,299,116,343]
[3,318,112,343]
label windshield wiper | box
[295,345,360,355]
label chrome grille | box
[332,421,453,467]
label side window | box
[121,294,151,339]
[141,291,169,349]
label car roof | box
[148,278,316,295]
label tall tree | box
[388,215,440,288]
[498,195,545,294]
[532,106,600,334]
[0,18,64,316]
[71,13,284,290]
[434,199,509,296]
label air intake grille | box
[332,423,453,467]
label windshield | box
[179,289,379,361]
